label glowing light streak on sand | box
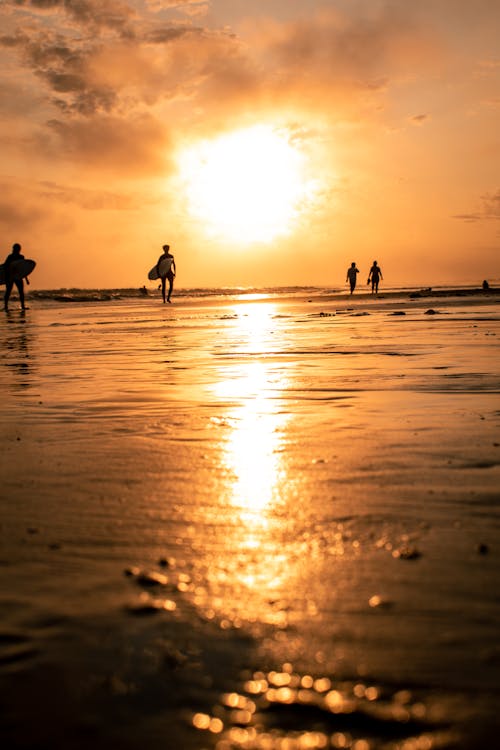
[177,124,318,243]
[212,304,289,521]
[205,302,299,611]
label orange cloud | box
[46,113,173,175]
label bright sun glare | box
[178,125,314,243]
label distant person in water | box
[482,279,489,291]
[3,242,27,312]
[346,262,360,295]
[156,244,176,303]
[367,260,383,294]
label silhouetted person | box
[482,279,489,291]
[346,262,359,294]
[139,285,148,296]
[3,242,27,312]
[368,260,383,294]
[156,244,176,303]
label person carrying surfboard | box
[156,244,176,304]
[3,242,27,312]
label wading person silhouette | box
[367,260,383,294]
[3,242,27,312]
[346,262,359,295]
[156,244,176,304]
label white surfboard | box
[148,257,172,281]
[0,258,36,285]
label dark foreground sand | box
[0,288,499,749]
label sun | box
[177,124,314,243]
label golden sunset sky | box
[1,0,499,289]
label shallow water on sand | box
[1,291,499,749]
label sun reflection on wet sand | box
[215,362,287,519]
[207,303,296,616]
[212,302,289,519]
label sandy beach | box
[0,286,499,749]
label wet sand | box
[1,288,499,749]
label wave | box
[28,283,496,304]
[29,286,329,303]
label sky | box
[0,0,499,289]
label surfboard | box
[148,257,172,281]
[0,259,36,285]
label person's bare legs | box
[167,273,174,303]
[4,280,12,311]
[17,280,25,310]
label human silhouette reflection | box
[2,311,33,388]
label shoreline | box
[16,284,500,310]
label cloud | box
[252,6,436,84]
[143,25,199,44]
[0,28,120,115]
[10,0,135,35]
[45,113,173,174]
[37,180,141,210]
[452,213,482,223]
[410,114,429,125]
[481,189,500,220]
[145,0,209,15]
[453,190,500,223]
[1,4,233,118]
[2,1,438,123]
[0,1,484,183]
[0,177,63,238]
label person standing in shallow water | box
[346,262,359,295]
[156,244,176,304]
[3,242,27,312]
[368,260,383,294]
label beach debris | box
[125,563,193,597]
[476,543,489,555]
[136,570,169,587]
[126,594,177,616]
[392,545,422,560]
[124,566,141,577]
[158,556,176,568]
[369,594,393,609]
[389,311,406,315]
[410,288,432,298]
[424,309,439,315]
